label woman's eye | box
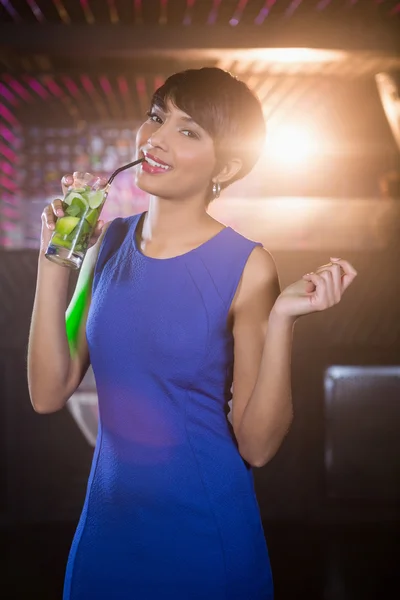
[182,130,198,139]
[146,111,163,124]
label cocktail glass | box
[45,171,109,270]
[45,158,144,270]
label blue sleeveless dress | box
[63,212,273,599]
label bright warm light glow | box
[214,48,348,73]
[249,48,345,64]
[211,48,348,69]
[265,125,319,167]
[269,197,314,215]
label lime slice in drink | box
[79,220,91,235]
[70,195,88,214]
[51,234,71,248]
[85,208,99,227]
[88,190,105,209]
[55,216,80,236]
[64,191,88,207]
[65,204,81,218]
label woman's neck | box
[142,197,212,244]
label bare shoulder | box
[243,245,278,282]
[232,245,281,315]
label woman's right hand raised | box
[40,174,105,255]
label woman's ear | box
[214,158,243,186]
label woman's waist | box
[97,396,234,445]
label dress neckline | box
[131,212,231,263]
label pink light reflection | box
[229,0,249,26]
[0,125,18,145]
[0,104,18,126]
[183,0,196,24]
[80,0,95,24]
[1,205,20,219]
[154,76,164,91]
[24,77,50,100]
[99,76,113,97]
[26,0,45,22]
[1,221,18,232]
[0,84,19,106]
[1,192,19,206]
[81,75,96,96]
[44,77,65,98]
[62,76,81,98]
[117,76,129,96]
[254,0,277,24]
[3,77,33,102]
[0,175,17,191]
[0,142,17,162]
[0,161,14,176]
[0,0,21,22]
[208,0,222,25]
[285,0,303,18]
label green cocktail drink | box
[45,172,108,270]
[45,159,143,269]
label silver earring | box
[212,181,221,199]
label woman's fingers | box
[329,257,358,292]
[41,198,64,232]
[61,174,73,196]
[41,204,56,230]
[302,257,358,303]
[51,198,64,218]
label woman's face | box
[135,98,218,201]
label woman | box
[28,67,357,599]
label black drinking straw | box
[107,157,145,186]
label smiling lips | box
[142,151,173,172]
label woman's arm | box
[230,246,294,468]
[27,223,110,414]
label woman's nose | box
[147,123,169,150]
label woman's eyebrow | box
[179,115,197,124]
[152,105,200,127]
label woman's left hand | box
[272,257,358,321]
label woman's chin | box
[135,177,169,197]
[134,175,153,194]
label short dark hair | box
[150,67,266,191]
